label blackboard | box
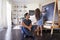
[42,2,58,21]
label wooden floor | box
[0,29,60,40]
[0,29,6,40]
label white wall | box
[6,1,12,28]
[58,1,60,10]
[5,1,12,40]
[0,0,2,28]
[1,0,7,27]
[0,0,12,28]
[11,3,39,17]
[26,3,39,12]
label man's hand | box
[27,27,31,31]
[28,23,32,31]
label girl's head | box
[35,8,41,21]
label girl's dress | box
[37,15,43,27]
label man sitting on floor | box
[22,13,35,38]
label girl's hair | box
[35,8,41,21]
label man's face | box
[26,14,30,19]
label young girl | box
[35,8,43,36]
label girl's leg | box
[40,26,42,36]
[37,26,39,36]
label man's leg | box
[22,27,33,36]
[22,26,36,40]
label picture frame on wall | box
[29,10,35,16]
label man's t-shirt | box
[23,19,32,26]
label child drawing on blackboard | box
[42,8,47,24]
[35,8,43,36]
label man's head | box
[24,13,30,19]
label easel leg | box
[51,28,53,35]
[51,26,54,35]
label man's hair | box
[24,13,28,18]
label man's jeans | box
[21,25,37,40]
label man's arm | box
[29,23,32,28]
[22,21,31,30]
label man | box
[22,13,35,38]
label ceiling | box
[9,0,54,5]
[8,0,60,10]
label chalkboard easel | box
[51,0,59,35]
